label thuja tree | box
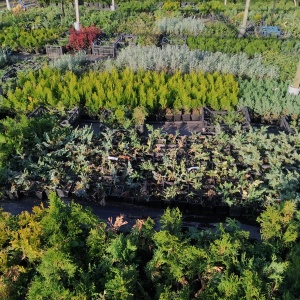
[1,196,300,299]
[2,67,239,114]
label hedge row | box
[3,67,239,114]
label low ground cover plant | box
[1,115,300,211]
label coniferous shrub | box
[2,67,239,113]
[187,37,300,57]
[238,78,300,119]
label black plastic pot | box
[165,114,173,121]
[174,114,182,121]
[229,206,242,217]
[191,114,201,121]
[201,206,214,215]
[34,190,46,200]
[182,113,191,121]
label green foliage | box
[257,201,299,248]
[160,207,182,237]
[0,49,9,69]
[238,78,300,119]
[0,26,62,52]
[1,195,300,299]
[50,51,87,74]
[27,248,77,300]
[2,66,239,114]
[187,37,300,57]
[0,114,57,171]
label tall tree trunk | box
[294,0,297,7]
[238,0,251,37]
[292,61,300,89]
[74,0,80,30]
[270,0,276,25]
[6,0,11,10]
[111,0,116,10]
[224,0,227,5]
[61,0,65,17]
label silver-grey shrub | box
[0,49,9,69]
[111,45,279,79]
[50,51,87,73]
[156,17,206,36]
[237,79,300,118]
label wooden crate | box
[92,45,115,57]
[92,36,123,57]
[46,45,63,58]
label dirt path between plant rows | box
[0,197,261,240]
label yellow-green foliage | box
[3,67,239,114]
[0,27,61,52]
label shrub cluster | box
[67,25,101,51]
[112,45,279,79]
[156,17,206,36]
[238,78,300,119]
[1,194,299,299]
[187,36,300,56]
[0,26,62,52]
[3,67,239,114]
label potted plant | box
[165,108,174,121]
[182,106,191,122]
[191,107,202,121]
[132,106,148,134]
[173,108,182,122]
[172,98,183,121]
